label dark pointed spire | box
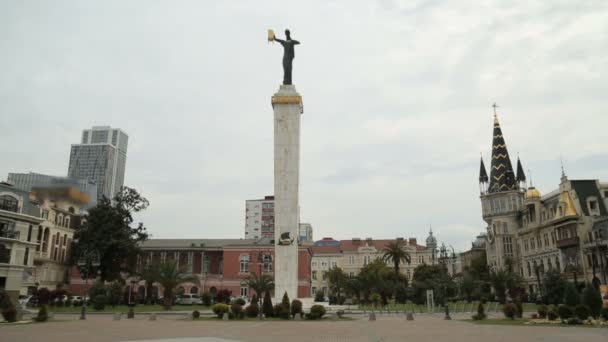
[489,107,516,193]
[516,156,526,183]
[479,156,489,183]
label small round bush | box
[503,303,516,319]
[230,303,243,319]
[2,306,17,323]
[537,305,548,319]
[245,303,260,317]
[574,305,590,320]
[291,299,302,318]
[547,309,558,321]
[35,305,49,322]
[234,297,246,306]
[212,303,229,318]
[92,294,107,311]
[201,292,212,306]
[192,310,200,319]
[557,305,573,320]
[306,304,326,320]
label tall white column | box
[272,84,302,301]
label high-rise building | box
[245,195,274,239]
[67,126,128,202]
[7,172,97,208]
[298,223,313,242]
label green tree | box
[138,263,160,304]
[72,187,149,282]
[242,272,274,301]
[461,274,475,302]
[325,266,348,301]
[107,281,123,307]
[489,268,522,304]
[582,284,602,318]
[542,269,567,305]
[357,259,393,302]
[279,291,291,319]
[563,282,580,307]
[411,264,456,305]
[262,290,273,317]
[381,241,412,281]
[153,260,199,310]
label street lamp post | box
[76,248,100,320]
[568,257,579,291]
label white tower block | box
[272,84,303,301]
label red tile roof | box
[339,239,427,252]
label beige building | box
[479,111,608,294]
[32,186,87,290]
[310,235,438,296]
[0,182,43,295]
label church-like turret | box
[489,112,517,193]
[516,157,526,189]
[479,156,489,193]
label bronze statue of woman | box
[272,29,300,85]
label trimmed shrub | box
[537,305,548,319]
[306,304,326,320]
[582,284,602,318]
[92,294,107,311]
[192,310,200,319]
[557,305,573,320]
[230,303,243,319]
[472,302,486,320]
[291,299,302,318]
[574,305,589,321]
[2,306,17,322]
[314,289,325,302]
[216,289,231,304]
[262,291,273,317]
[245,302,260,318]
[37,288,51,306]
[234,297,246,306]
[273,304,283,317]
[514,298,523,318]
[201,292,212,306]
[278,292,290,319]
[503,303,516,319]
[547,309,558,321]
[35,305,49,322]
[212,303,229,318]
[563,283,580,307]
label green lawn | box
[47,304,212,313]
[467,318,608,328]
[357,301,537,313]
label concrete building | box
[244,195,274,239]
[460,233,487,273]
[299,223,313,243]
[479,109,608,293]
[7,172,97,208]
[68,126,128,202]
[0,182,43,295]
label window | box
[331,261,337,268]
[537,236,542,249]
[349,272,355,277]
[555,257,561,271]
[311,287,317,295]
[322,272,327,280]
[312,271,317,280]
[240,287,248,297]
[0,243,11,263]
[23,247,29,265]
[27,225,33,242]
[0,195,18,212]
[551,232,556,244]
[42,210,49,219]
[503,237,513,257]
[530,239,535,250]
[349,255,355,265]
[527,262,531,277]
[321,261,327,268]
[239,255,250,273]
[502,222,508,234]
[263,254,272,272]
[363,256,371,266]
[312,261,317,268]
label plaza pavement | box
[1,313,606,342]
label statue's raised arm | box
[269,29,300,85]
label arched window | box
[64,217,70,228]
[42,228,50,253]
[239,254,249,273]
[190,286,198,294]
[526,262,531,277]
[0,195,18,212]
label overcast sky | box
[1,1,607,252]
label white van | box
[175,294,203,305]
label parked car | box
[175,294,203,305]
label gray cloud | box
[1,1,607,252]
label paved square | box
[1,314,606,342]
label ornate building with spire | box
[479,107,608,294]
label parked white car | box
[175,294,203,305]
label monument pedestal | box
[272,84,303,301]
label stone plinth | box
[272,84,303,301]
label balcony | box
[556,236,579,249]
[0,228,20,240]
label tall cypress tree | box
[262,291,273,317]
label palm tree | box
[139,263,159,304]
[243,272,274,301]
[382,241,411,281]
[242,272,274,318]
[155,260,199,310]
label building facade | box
[299,223,313,243]
[310,235,438,296]
[7,172,97,208]
[68,126,128,202]
[245,196,275,239]
[0,182,43,295]
[479,110,608,293]
[106,239,312,300]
